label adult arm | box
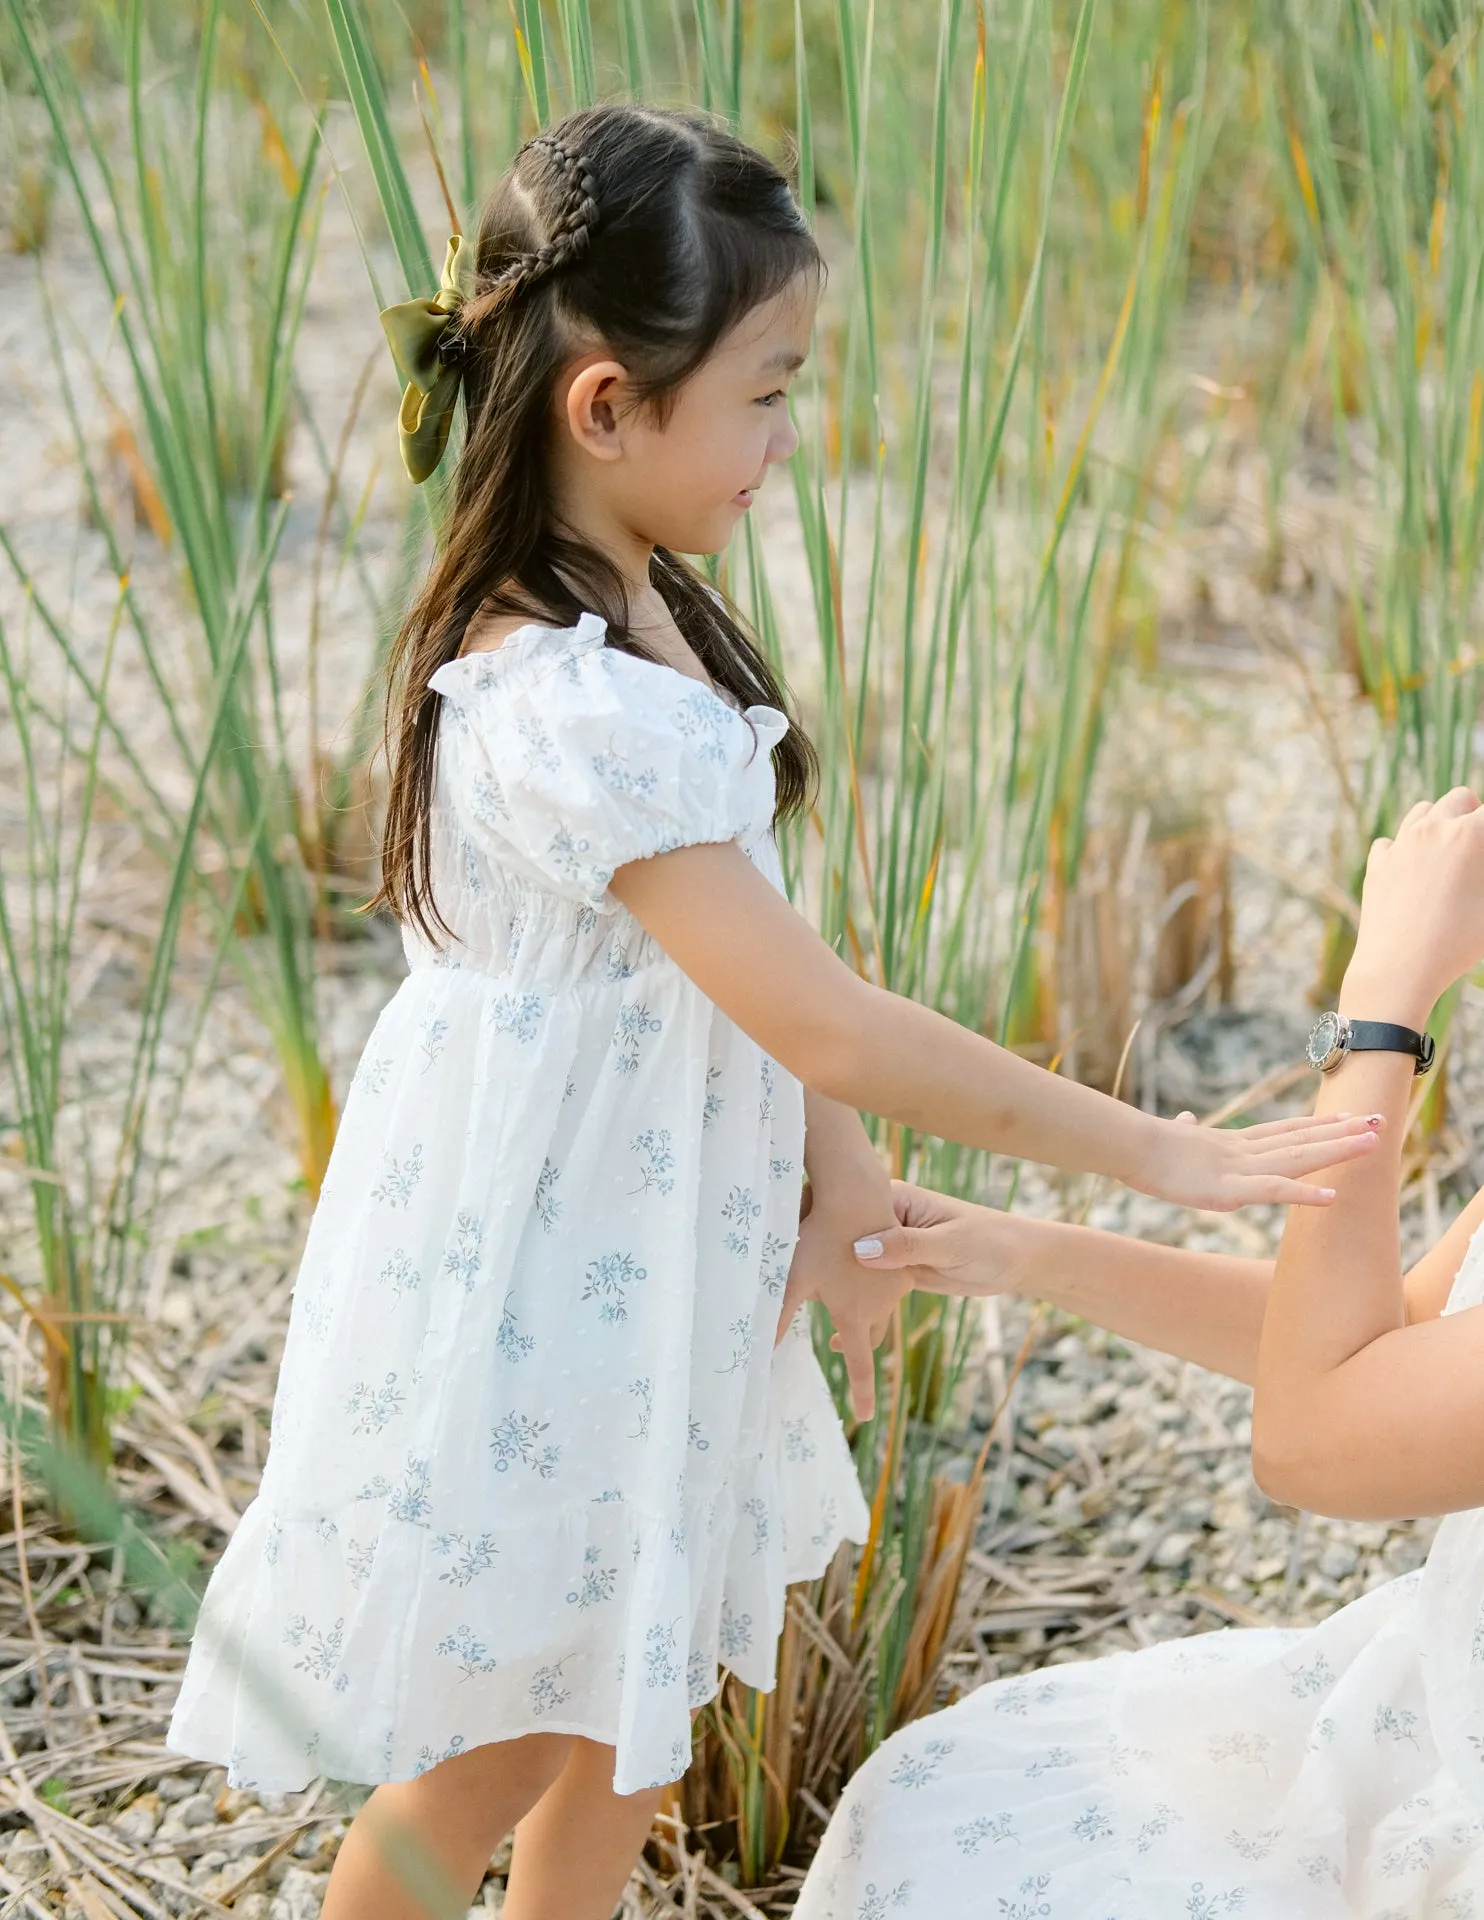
[856,1178,1478,1388]
[1253,791,1484,1519]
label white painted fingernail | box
[854,1237,884,1259]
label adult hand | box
[1345,787,1484,1023]
[850,1181,1030,1296]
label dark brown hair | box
[374,106,821,940]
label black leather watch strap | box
[1346,1019,1436,1075]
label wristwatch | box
[1305,1011,1435,1076]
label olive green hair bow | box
[379,235,470,484]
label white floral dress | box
[797,1223,1484,1920]
[167,612,868,1796]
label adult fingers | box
[1398,799,1433,836]
[855,1223,926,1269]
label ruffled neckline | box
[428,609,788,734]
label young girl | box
[796,792,1484,1919]
[164,106,1378,1920]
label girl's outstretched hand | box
[776,1194,909,1422]
[1128,1108,1383,1212]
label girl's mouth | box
[732,487,755,508]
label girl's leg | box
[501,1738,666,1920]
[320,1732,572,1920]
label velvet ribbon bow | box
[379,235,469,484]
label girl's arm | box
[610,843,1381,1211]
[854,1177,1481,1389]
[1253,790,1484,1520]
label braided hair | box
[378,107,822,943]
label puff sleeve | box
[428,615,786,908]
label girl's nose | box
[769,411,800,464]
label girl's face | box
[555,272,817,563]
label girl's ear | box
[560,354,631,464]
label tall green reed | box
[8,0,340,1192]
[0,581,240,1462]
[1271,0,1484,1119]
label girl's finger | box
[838,1324,877,1422]
[1215,1177,1338,1211]
[775,1271,810,1345]
[1436,785,1480,817]
[1263,1131,1381,1176]
[1239,1113,1379,1142]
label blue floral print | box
[719,1604,752,1662]
[377,1249,421,1298]
[612,1001,663,1074]
[717,1315,754,1375]
[515,715,559,773]
[721,1185,762,1258]
[372,1144,425,1208]
[592,748,658,798]
[632,1128,676,1195]
[437,1625,498,1678]
[345,1373,405,1436]
[496,1296,535,1364]
[672,686,732,765]
[644,1622,681,1690]
[489,1413,560,1478]
[489,991,545,1043]
[433,1531,498,1587]
[283,1614,344,1683]
[955,1813,1017,1855]
[534,1158,562,1232]
[357,1453,433,1526]
[528,1663,572,1718]
[890,1739,955,1789]
[582,1251,647,1324]
[566,1547,617,1611]
[418,1016,449,1072]
[441,1212,484,1290]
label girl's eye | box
[756,390,786,408]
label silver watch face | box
[1306,1011,1343,1071]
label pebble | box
[271,1865,330,1920]
[110,1792,161,1843]
[3,1830,48,1879]
[156,1773,199,1803]
[160,1790,218,1837]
